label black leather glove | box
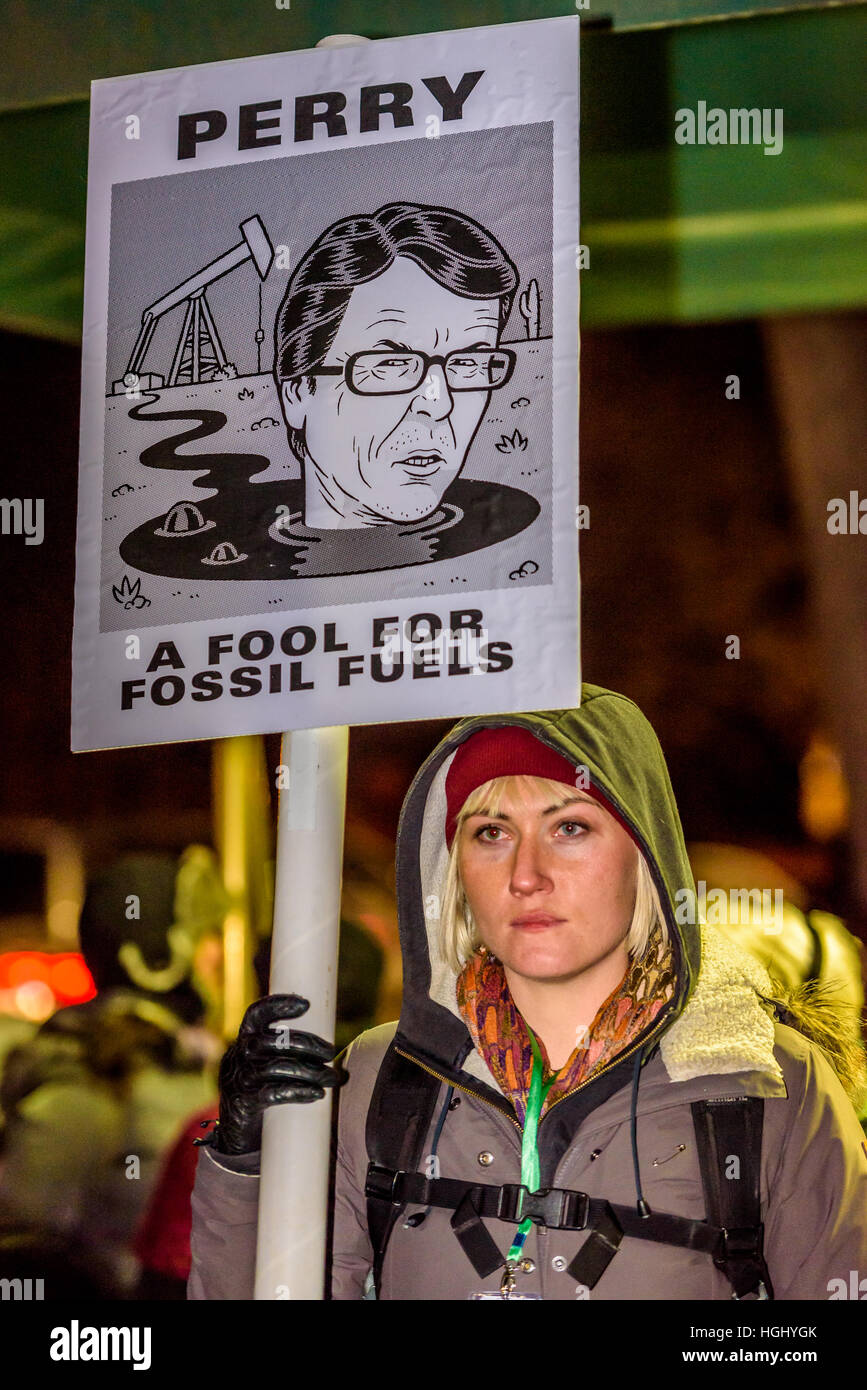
[212,994,344,1156]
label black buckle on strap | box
[366,1164,408,1204]
[496,1183,588,1230]
[527,1187,589,1230]
[495,1183,527,1222]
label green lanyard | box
[506,1026,554,1268]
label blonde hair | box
[439,774,667,973]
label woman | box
[189,686,867,1300]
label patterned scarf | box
[455,921,676,1124]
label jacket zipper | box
[540,991,680,1122]
[394,1046,523,1134]
[540,1031,656,1122]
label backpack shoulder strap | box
[364,1039,443,1296]
[690,1096,773,1299]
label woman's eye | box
[475,824,505,841]
[557,820,587,836]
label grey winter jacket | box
[188,687,867,1300]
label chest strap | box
[368,1165,719,1259]
[368,1163,709,1243]
[365,1162,770,1298]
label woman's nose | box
[509,838,553,894]
[410,364,453,419]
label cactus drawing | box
[518,278,540,339]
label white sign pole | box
[253,723,350,1300]
[252,17,371,1312]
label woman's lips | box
[511,916,566,931]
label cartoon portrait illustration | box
[101,126,554,628]
[268,203,534,565]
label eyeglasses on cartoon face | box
[306,347,517,396]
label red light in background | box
[8,955,50,988]
[51,957,94,1000]
[0,952,96,1007]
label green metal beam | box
[0,0,860,110]
[0,5,864,339]
[580,9,867,322]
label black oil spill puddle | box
[118,401,541,580]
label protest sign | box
[71,15,581,751]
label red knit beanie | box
[444,726,637,850]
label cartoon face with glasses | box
[275,203,519,529]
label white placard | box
[71,16,581,751]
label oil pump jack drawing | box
[111,215,274,394]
